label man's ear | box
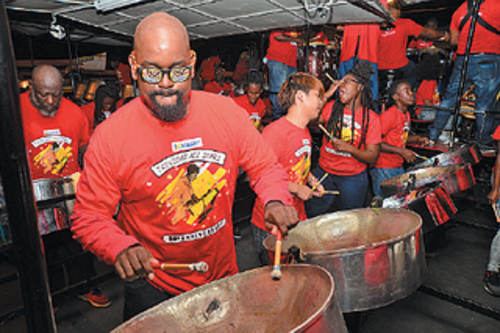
[189,50,197,78]
[129,51,138,81]
[296,90,305,104]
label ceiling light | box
[94,0,148,12]
[49,22,66,40]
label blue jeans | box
[369,166,405,197]
[305,166,369,218]
[429,54,500,144]
[340,58,378,103]
[250,224,271,266]
[267,59,297,119]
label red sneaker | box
[78,289,111,308]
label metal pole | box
[449,0,481,149]
[0,4,56,333]
[304,23,311,74]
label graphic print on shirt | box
[326,114,361,157]
[31,130,73,175]
[289,140,311,185]
[402,119,410,144]
[248,113,262,128]
[153,149,229,227]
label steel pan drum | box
[407,144,481,171]
[112,265,347,333]
[32,176,78,234]
[264,208,425,312]
[380,164,474,198]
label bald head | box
[30,65,63,117]
[32,65,63,88]
[129,12,196,123]
[134,12,190,56]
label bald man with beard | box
[70,12,299,320]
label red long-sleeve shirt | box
[71,90,293,295]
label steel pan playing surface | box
[112,264,347,333]
[264,208,425,312]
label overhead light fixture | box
[94,0,148,12]
[49,21,66,40]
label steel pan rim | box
[294,208,423,257]
[112,264,336,333]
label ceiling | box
[7,0,392,45]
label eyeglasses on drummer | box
[138,65,192,84]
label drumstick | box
[492,204,500,223]
[322,190,340,195]
[270,226,283,280]
[318,124,336,142]
[415,153,429,161]
[152,261,209,273]
[311,173,328,191]
[325,72,335,83]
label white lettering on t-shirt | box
[325,146,352,157]
[295,145,311,158]
[162,218,226,243]
[152,149,226,177]
[31,135,72,148]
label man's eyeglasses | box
[138,65,192,84]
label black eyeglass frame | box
[137,65,193,84]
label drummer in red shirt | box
[371,80,429,197]
[203,62,233,96]
[70,12,299,321]
[20,65,110,308]
[232,71,268,131]
[378,2,447,91]
[251,72,326,264]
[305,62,381,217]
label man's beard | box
[30,94,59,117]
[148,89,187,122]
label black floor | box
[1,191,500,332]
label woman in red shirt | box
[306,62,381,217]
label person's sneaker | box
[78,289,112,308]
[483,271,500,297]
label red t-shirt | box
[265,31,298,68]
[20,92,89,180]
[252,118,311,231]
[232,95,266,128]
[378,18,424,70]
[375,105,410,168]
[80,99,124,133]
[415,80,440,115]
[116,62,132,86]
[408,38,433,50]
[319,101,381,176]
[340,24,381,63]
[451,0,500,55]
[71,91,293,295]
[200,56,221,82]
[492,125,500,140]
[204,81,233,96]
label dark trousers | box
[42,229,96,294]
[305,167,369,218]
[123,278,174,321]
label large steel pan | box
[264,208,425,313]
[380,164,474,198]
[32,176,78,234]
[407,144,481,171]
[32,176,76,202]
[112,264,347,333]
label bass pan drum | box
[264,208,425,313]
[112,265,347,333]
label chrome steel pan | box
[264,208,425,312]
[112,265,347,333]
